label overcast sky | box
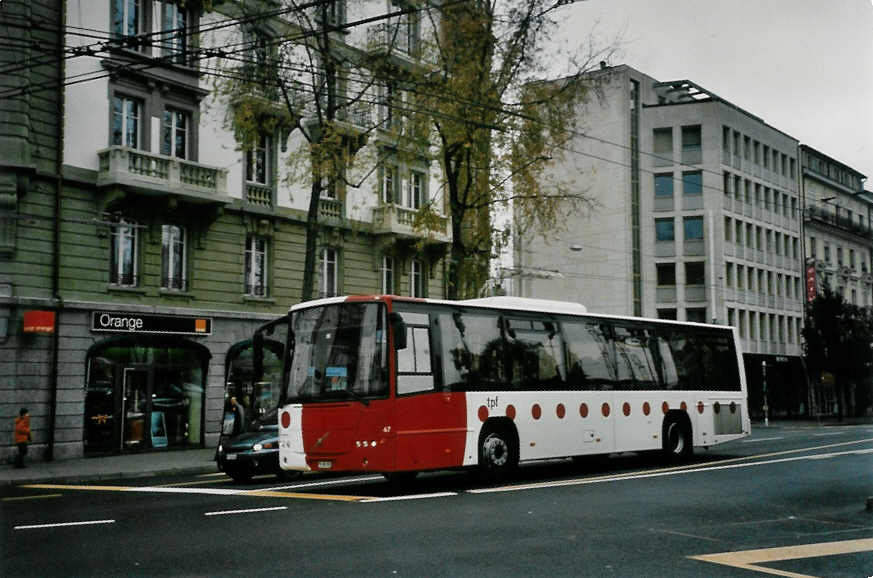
[554,0,873,184]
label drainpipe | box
[46,0,67,461]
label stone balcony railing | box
[371,203,450,243]
[97,146,231,205]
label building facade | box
[1,0,451,462]
[799,145,871,416]
[515,64,806,418]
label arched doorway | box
[84,335,210,454]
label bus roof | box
[287,295,732,332]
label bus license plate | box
[318,460,332,469]
[226,454,237,461]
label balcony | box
[372,203,450,243]
[245,183,273,208]
[366,23,423,67]
[805,203,872,239]
[319,197,344,224]
[98,147,231,206]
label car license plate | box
[226,453,237,461]
[317,460,332,469]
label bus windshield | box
[286,302,388,403]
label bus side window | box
[505,318,565,390]
[613,324,658,391]
[397,325,435,395]
[439,311,505,391]
[562,321,614,391]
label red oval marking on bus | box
[532,404,542,420]
[601,403,610,417]
[680,401,688,411]
[478,406,489,422]
[281,411,291,429]
[642,402,651,416]
[622,402,631,417]
[697,401,704,414]
[506,404,516,420]
[580,403,589,418]
[556,403,566,419]
[662,401,669,414]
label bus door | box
[392,310,466,471]
[611,323,661,453]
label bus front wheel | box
[662,415,692,462]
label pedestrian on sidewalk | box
[14,407,31,468]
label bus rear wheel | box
[662,416,692,462]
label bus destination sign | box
[91,311,212,336]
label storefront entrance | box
[84,336,210,454]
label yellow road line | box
[2,493,63,502]
[689,537,873,578]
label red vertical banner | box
[805,264,817,303]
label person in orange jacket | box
[14,407,31,468]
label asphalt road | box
[3,424,873,577]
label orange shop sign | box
[23,310,56,334]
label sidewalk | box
[0,448,217,486]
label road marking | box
[14,519,115,530]
[689,537,873,577]
[468,445,873,494]
[257,475,385,493]
[650,528,724,543]
[361,492,458,503]
[205,506,287,516]
[23,483,371,502]
[813,432,844,437]
[2,493,63,502]
[742,436,784,443]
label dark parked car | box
[216,412,299,483]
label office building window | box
[655,218,675,242]
[657,308,677,320]
[682,171,702,195]
[681,125,701,153]
[111,95,142,148]
[686,307,706,323]
[654,174,673,197]
[683,216,704,240]
[653,128,673,158]
[245,235,268,297]
[110,218,138,287]
[656,263,676,286]
[161,224,186,291]
[685,261,705,286]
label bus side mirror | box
[389,312,407,350]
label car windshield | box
[286,303,388,403]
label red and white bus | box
[265,295,749,478]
